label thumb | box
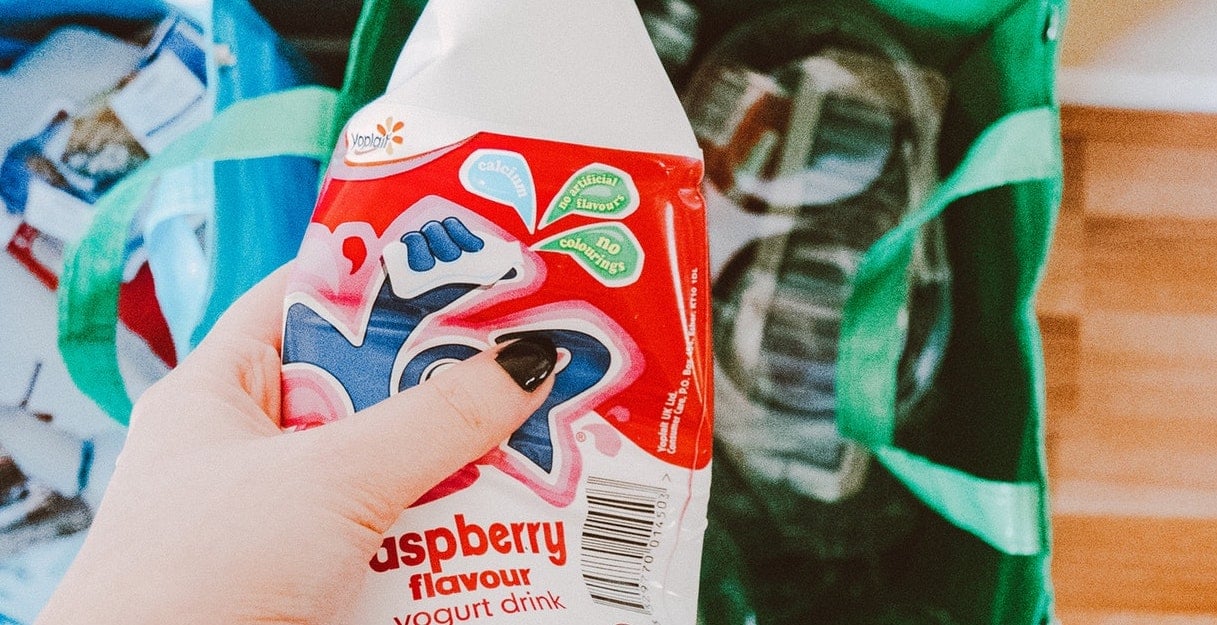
[296,335,557,529]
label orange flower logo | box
[376,117,405,154]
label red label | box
[281,133,712,506]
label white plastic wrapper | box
[279,1,712,624]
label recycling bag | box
[643,1,1064,624]
[0,1,325,620]
[51,0,325,424]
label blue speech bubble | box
[459,149,537,232]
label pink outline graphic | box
[283,196,641,507]
[281,364,354,429]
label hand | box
[35,264,557,625]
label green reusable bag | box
[652,1,1065,624]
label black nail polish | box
[495,336,557,392]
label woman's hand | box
[36,265,556,625]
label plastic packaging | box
[0,27,145,163]
[279,1,711,623]
[0,14,211,370]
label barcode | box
[580,476,667,614]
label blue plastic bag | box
[195,0,322,349]
[0,1,322,621]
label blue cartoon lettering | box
[283,218,495,413]
[282,216,614,476]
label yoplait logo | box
[348,116,405,156]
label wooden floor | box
[1043,106,1217,622]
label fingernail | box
[496,336,557,392]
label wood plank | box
[1075,311,1217,422]
[1062,137,1086,214]
[1080,140,1217,219]
[1049,105,1217,619]
[1053,413,1217,493]
[1057,609,1217,625]
[1084,217,1217,315]
[1062,106,1217,149]
[1049,312,1217,511]
[1042,316,1078,482]
[1040,135,1083,470]
[1038,192,1085,319]
[1040,312,1079,425]
[1054,481,1217,518]
[1053,515,1217,613]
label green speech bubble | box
[535,223,644,287]
[541,163,639,227]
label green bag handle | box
[837,105,1061,556]
[58,86,338,424]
